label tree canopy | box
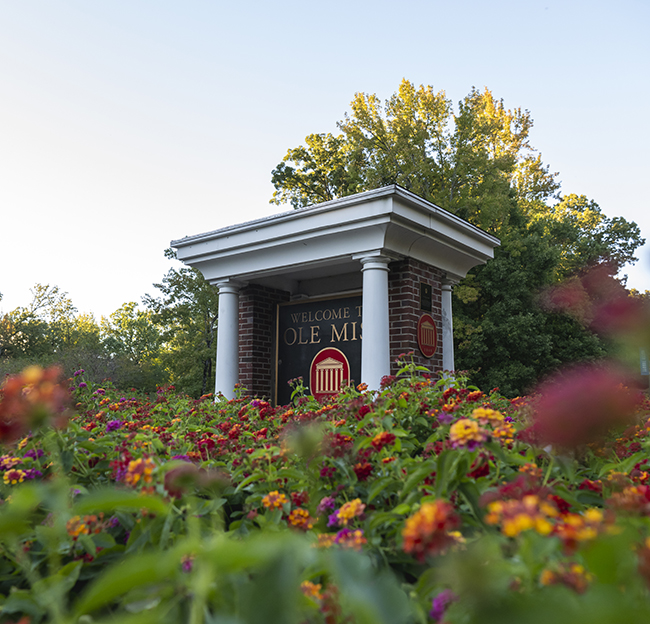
[143,248,219,398]
[1,251,219,398]
[271,79,645,395]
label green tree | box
[270,80,643,395]
[98,302,166,392]
[143,249,219,398]
[0,285,108,383]
[0,307,50,359]
[101,302,162,365]
[530,194,644,278]
[452,224,607,396]
[271,81,560,234]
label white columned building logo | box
[310,348,350,401]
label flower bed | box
[1,359,650,623]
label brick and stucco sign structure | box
[172,185,499,402]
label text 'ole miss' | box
[276,295,363,405]
[282,304,362,347]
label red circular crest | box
[417,314,438,358]
[310,348,350,401]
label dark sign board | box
[276,294,362,405]
[420,282,432,312]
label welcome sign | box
[276,294,362,405]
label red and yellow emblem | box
[310,348,350,401]
[417,314,438,358]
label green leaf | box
[399,460,436,501]
[391,503,411,515]
[367,476,395,504]
[74,550,180,615]
[73,489,168,516]
[32,560,83,608]
[1,589,45,619]
[92,531,117,549]
[368,511,401,532]
[235,472,266,492]
[434,450,452,497]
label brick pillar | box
[388,258,444,376]
[239,285,290,399]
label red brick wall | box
[239,285,290,399]
[388,258,444,376]
[237,258,444,399]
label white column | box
[215,281,241,400]
[360,256,391,390]
[441,279,455,371]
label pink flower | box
[532,363,640,448]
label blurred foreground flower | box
[0,366,71,444]
[164,462,230,499]
[530,363,640,449]
[541,263,649,338]
[402,500,460,561]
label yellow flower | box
[337,499,365,525]
[262,491,288,509]
[288,508,314,530]
[449,419,487,450]
[471,407,504,426]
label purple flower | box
[317,496,336,514]
[504,415,514,423]
[23,449,44,460]
[430,590,458,622]
[438,412,455,425]
[106,420,123,432]
[73,369,85,377]
[108,516,120,528]
[334,527,352,542]
[181,555,194,572]
[327,511,340,528]
[94,388,106,396]
[171,455,193,462]
[78,382,87,389]
[23,469,43,480]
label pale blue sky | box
[1,0,648,318]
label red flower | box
[371,431,396,452]
[353,462,373,482]
[357,405,371,420]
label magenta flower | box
[532,363,640,448]
[430,589,458,622]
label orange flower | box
[485,495,558,538]
[262,490,288,509]
[301,580,323,601]
[124,458,156,487]
[0,366,70,442]
[402,500,460,561]
[288,508,314,531]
